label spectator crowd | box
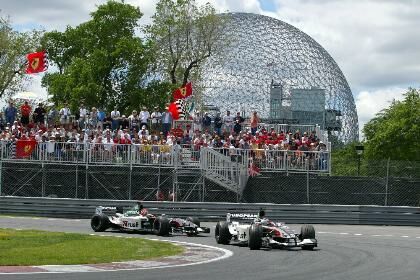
[0,100,328,170]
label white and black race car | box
[90,203,210,236]
[215,210,317,250]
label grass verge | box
[0,228,184,266]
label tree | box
[0,15,43,99]
[41,1,172,114]
[147,0,227,86]
[363,88,420,161]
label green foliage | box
[0,228,183,265]
[0,15,43,99]
[41,1,172,114]
[331,142,364,176]
[147,0,227,86]
[363,88,420,161]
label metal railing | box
[1,196,420,226]
[0,141,331,173]
[200,148,248,196]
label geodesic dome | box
[199,13,358,142]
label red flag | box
[168,99,187,120]
[173,82,192,100]
[26,51,47,74]
[16,139,37,159]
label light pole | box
[355,145,364,176]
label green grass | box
[0,229,184,266]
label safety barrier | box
[0,197,419,226]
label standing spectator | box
[111,107,120,131]
[48,106,58,127]
[161,110,173,137]
[79,103,88,130]
[250,111,260,135]
[59,102,71,130]
[150,107,162,132]
[97,108,106,129]
[103,112,112,129]
[202,112,211,132]
[89,107,98,129]
[20,101,32,126]
[233,119,242,135]
[193,112,202,132]
[140,107,150,129]
[5,101,17,125]
[223,110,234,133]
[0,112,5,130]
[120,115,130,129]
[214,113,223,136]
[129,110,140,131]
[33,103,46,125]
[234,111,245,124]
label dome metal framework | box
[199,13,358,142]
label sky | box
[1,0,419,138]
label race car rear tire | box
[248,224,263,250]
[215,221,231,244]
[186,216,200,227]
[91,214,110,232]
[154,216,170,236]
[300,225,316,239]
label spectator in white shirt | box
[140,107,150,129]
[223,110,234,133]
[79,103,88,130]
[150,107,162,132]
[59,103,71,130]
[111,107,120,131]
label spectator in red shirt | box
[20,101,32,126]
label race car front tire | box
[154,216,170,236]
[300,224,316,250]
[215,221,231,244]
[300,224,316,239]
[91,214,110,232]
[248,224,263,250]
[186,216,201,227]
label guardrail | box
[0,197,419,226]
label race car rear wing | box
[226,213,258,223]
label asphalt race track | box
[1,216,419,280]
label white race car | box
[215,210,318,250]
[91,203,209,236]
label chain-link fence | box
[244,159,420,206]
[0,158,418,206]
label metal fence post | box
[385,157,390,206]
[75,161,78,199]
[0,160,2,196]
[306,159,310,204]
[128,146,132,200]
[41,162,46,197]
[85,144,89,199]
